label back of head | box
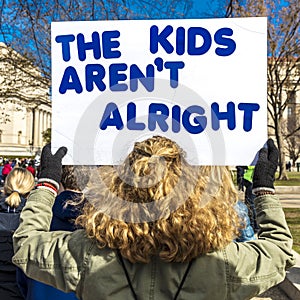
[77,136,240,263]
[4,167,35,208]
[28,159,35,167]
[61,165,90,191]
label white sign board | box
[51,17,267,165]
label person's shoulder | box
[0,195,27,212]
[67,229,97,255]
[58,190,83,202]
[58,190,75,197]
[18,197,27,210]
[0,197,9,211]
[55,190,73,202]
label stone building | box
[0,43,51,158]
[267,57,300,168]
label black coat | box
[0,196,26,300]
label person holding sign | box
[12,137,294,299]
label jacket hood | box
[50,190,85,231]
[0,196,26,213]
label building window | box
[287,91,296,104]
[287,107,292,116]
[18,131,22,144]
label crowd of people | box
[0,158,39,186]
[0,136,296,300]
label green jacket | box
[13,189,295,300]
[243,166,255,183]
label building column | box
[48,113,51,129]
[43,111,47,133]
[26,108,32,145]
[38,109,43,146]
[33,108,40,147]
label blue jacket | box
[51,190,85,231]
[17,191,84,300]
[235,200,255,242]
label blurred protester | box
[2,160,12,182]
[232,168,255,242]
[26,160,36,178]
[51,165,89,231]
[11,159,18,168]
[243,165,258,231]
[0,163,4,186]
[236,166,246,191]
[0,168,35,300]
[235,200,255,242]
[20,159,28,169]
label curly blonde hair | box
[4,167,35,208]
[76,136,241,263]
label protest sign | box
[51,17,267,165]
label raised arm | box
[12,145,84,293]
[227,139,296,297]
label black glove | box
[38,144,68,187]
[252,139,278,193]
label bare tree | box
[225,0,300,180]
[0,0,193,112]
[286,136,300,168]
[285,95,300,167]
[0,0,193,83]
